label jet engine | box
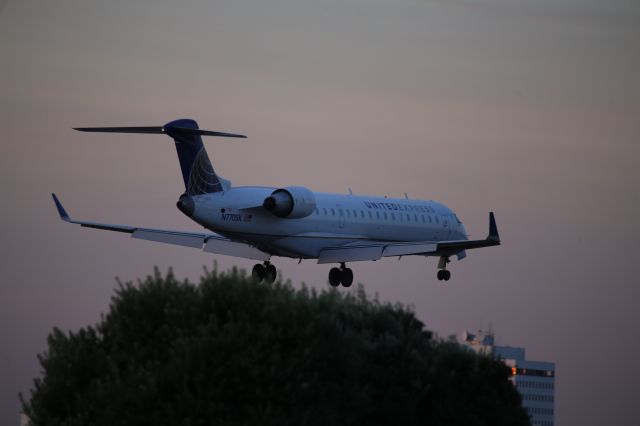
[263,187,317,219]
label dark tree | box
[22,267,529,426]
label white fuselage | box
[189,187,468,259]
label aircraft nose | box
[176,194,195,217]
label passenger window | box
[428,215,432,223]
[339,209,344,216]
[376,212,380,219]
[391,213,395,220]
[407,214,411,221]
[384,212,388,220]
[323,208,328,215]
[368,211,373,219]
[331,208,335,216]
[346,210,351,217]
[360,211,365,218]
[421,215,425,223]
[414,214,418,221]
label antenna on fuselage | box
[404,192,409,199]
[348,187,353,195]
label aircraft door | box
[441,214,451,239]
[337,206,345,229]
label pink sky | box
[1,0,639,424]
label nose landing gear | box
[329,263,354,287]
[437,269,451,281]
[252,261,277,283]
[437,256,451,281]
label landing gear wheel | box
[264,264,277,283]
[252,264,266,282]
[340,268,353,287]
[329,268,341,287]
[437,270,451,281]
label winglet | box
[51,193,71,222]
[487,212,500,243]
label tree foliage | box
[22,267,529,426]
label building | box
[460,330,556,426]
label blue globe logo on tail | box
[163,119,222,195]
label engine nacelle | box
[262,186,317,219]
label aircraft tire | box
[437,270,444,281]
[252,264,266,282]
[329,267,341,287]
[443,270,451,281]
[265,264,277,283]
[340,268,353,287]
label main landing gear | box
[437,256,451,281]
[328,263,354,288]
[252,261,277,283]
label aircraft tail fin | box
[74,118,245,195]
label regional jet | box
[52,118,500,287]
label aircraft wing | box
[318,213,500,264]
[51,194,271,261]
[318,241,438,264]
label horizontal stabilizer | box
[74,126,246,138]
